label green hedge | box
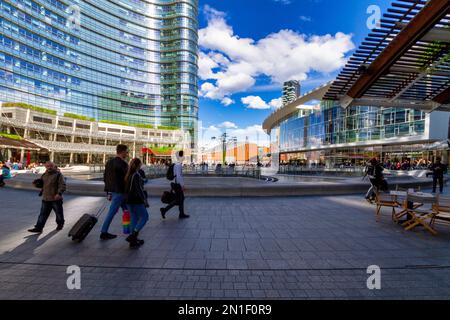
[104,121,179,131]
[157,125,178,131]
[135,123,156,129]
[99,120,130,126]
[0,132,22,140]
[2,102,57,115]
[2,103,179,131]
[148,146,174,154]
[63,113,95,122]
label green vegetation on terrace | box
[63,113,95,122]
[136,123,178,131]
[99,120,131,126]
[147,146,174,154]
[2,102,180,131]
[2,103,57,115]
[103,121,179,131]
[0,132,22,140]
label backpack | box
[166,164,176,181]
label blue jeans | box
[101,193,127,233]
[127,204,149,233]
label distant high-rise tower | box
[282,80,301,106]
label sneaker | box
[160,208,166,219]
[179,214,190,219]
[56,225,64,231]
[28,228,43,233]
[100,232,117,240]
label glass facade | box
[278,101,426,153]
[0,0,198,142]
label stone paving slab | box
[0,187,449,299]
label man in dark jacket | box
[28,162,66,233]
[100,144,129,240]
[430,157,447,194]
[365,158,386,202]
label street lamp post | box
[221,131,228,165]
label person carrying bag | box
[160,150,190,220]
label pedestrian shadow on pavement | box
[0,230,60,264]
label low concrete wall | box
[3,174,442,197]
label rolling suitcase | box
[68,201,107,242]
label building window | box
[76,123,90,130]
[58,121,72,127]
[33,116,52,124]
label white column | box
[70,120,76,164]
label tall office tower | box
[0,0,199,151]
[282,80,301,106]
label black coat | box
[125,170,148,205]
[430,163,447,178]
[104,157,128,193]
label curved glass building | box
[264,83,450,171]
[0,0,198,147]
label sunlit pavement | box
[0,187,449,300]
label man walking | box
[160,150,190,219]
[430,157,447,194]
[28,162,66,233]
[365,158,385,203]
[100,144,129,240]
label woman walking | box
[124,158,149,248]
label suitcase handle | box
[94,200,109,218]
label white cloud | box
[273,0,292,4]
[269,97,283,109]
[241,96,270,110]
[241,96,283,110]
[219,121,238,129]
[199,6,355,101]
[299,15,312,22]
[229,125,270,147]
[221,97,235,106]
[199,123,270,149]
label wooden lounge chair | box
[402,193,438,235]
[392,186,423,223]
[374,191,400,222]
[431,195,450,230]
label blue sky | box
[198,0,391,147]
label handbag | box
[122,209,131,235]
[32,176,44,189]
[161,191,176,204]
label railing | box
[143,166,265,180]
[278,165,366,177]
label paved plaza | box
[0,187,450,300]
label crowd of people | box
[26,144,189,249]
[381,158,432,171]
[364,157,447,204]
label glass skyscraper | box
[0,0,198,144]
